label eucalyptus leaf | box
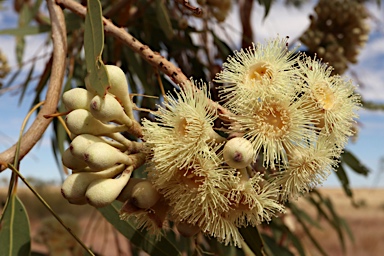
[0,25,50,36]
[98,202,181,256]
[335,164,353,197]
[341,150,370,176]
[0,195,31,256]
[262,234,295,256]
[156,0,174,40]
[84,0,109,96]
[257,0,273,19]
[239,226,264,256]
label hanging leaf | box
[18,63,35,105]
[84,0,109,96]
[335,164,353,197]
[98,201,181,256]
[257,0,273,19]
[239,226,265,256]
[0,195,31,256]
[262,234,295,256]
[156,0,174,40]
[0,25,51,36]
[341,150,370,176]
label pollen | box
[248,61,273,81]
[312,81,335,110]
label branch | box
[56,0,232,122]
[239,0,254,48]
[0,0,67,171]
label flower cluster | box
[136,36,360,246]
[61,36,360,248]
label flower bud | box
[83,142,133,171]
[65,109,128,136]
[116,178,145,202]
[70,134,105,159]
[130,180,161,209]
[223,137,254,169]
[62,88,94,111]
[61,164,126,200]
[89,94,132,127]
[105,65,134,119]
[85,171,131,208]
[62,148,88,170]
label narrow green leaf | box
[98,202,181,256]
[84,0,104,73]
[257,0,273,19]
[18,64,35,105]
[295,215,327,256]
[0,195,31,256]
[289,203,321,229]
[239,226,265,256]
[15,36,25,67]
[262,234,294,256]
[269,216,306,256]
[212,32,232,59]
[84,0,109,96]
[156,0,174,40]
[0,25,51,36]
[341,150,370,176]
[323,198,347,252]
[335,164,353,197]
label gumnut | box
[61,164,126,200]
[105,65,134,119]
[62,88,94,111]
[83,142,133,171]
[85,170,132,208]
[223,137,255,169]
[65,109,128,136]
[89,94,132,127]
[62,148,88,170]
[116,178,144,202]
[130,180,161,209]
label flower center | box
[176,117,188,136]
[180,167,204,188]
[313,82,335,110]
[248,62,273,81]
[257,103,290,138]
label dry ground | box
[1,186,384,256]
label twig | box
[0,0,67,171]
[175,0,202,16]
[55,0,232,122]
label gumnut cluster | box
[61,36,360,247]
[61,65,146,208]
[300,0,370,74]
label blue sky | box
[1,0,384,187]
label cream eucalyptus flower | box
[275,134,339,201]
[298,56,361,148]
[229,92,318,169]
[215,36,299,109]
[142,79,224,187]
